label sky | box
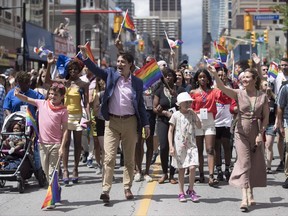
[132,0,202,66]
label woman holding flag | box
[45,53,89,185]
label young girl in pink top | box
[14,83,68,182]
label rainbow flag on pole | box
[268,62,279,79]
[134,59,162,91]
[85,42,95,63]
[41,170,61,209]
[121,9,135,33]
[214,41,228,63]
[26,108,38,135]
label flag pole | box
[117,9,128,40]
[48,157,61,185]
[164,30,173,52]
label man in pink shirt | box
[80,46,150,203]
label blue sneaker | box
[87,159,93,168]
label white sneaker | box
[144,175,153,182]
[46,204,56,209]
[95,163,102,175]
[134,173,142,182]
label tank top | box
[64,86,82,114]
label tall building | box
[150,0,181,19]
[114,0,135,16]
[147,0,182,62]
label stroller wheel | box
[0,180,6,188]
[17,178,25,193]
[37,169,47,188]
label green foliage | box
[271,5,288,31]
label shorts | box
[195,112,216,136]
[265,125,277,137]
[216,126,231,139]
[67,114,83,131]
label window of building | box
[170,0,175,11]
[275,36,279,44]
[84,29,91,42]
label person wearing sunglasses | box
[79,45,150,203]
[45,53,89,185]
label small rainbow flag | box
[122,9,135,33]
[26,108,38,135]
[41,170,61,209]
[268,62,279,79]
[34,46,52,58]
[85,42,95,63]
[134,59,162,91]
[214,41,228,63]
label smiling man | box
[79,45,150,203]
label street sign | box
[254,15,279,20]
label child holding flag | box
[168,92,201,202]
[14,83,68,183]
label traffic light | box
[244,14,253,32]
[113,14,123,33]
[264,29,269,44]
[138,39,144,52]
[250,31,256,47]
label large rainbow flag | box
[41,170,61,209]
[134,59,162,91]
[122,9,135,33]
[26,108,38,135]
[214,41,228,63]
[268,62,279,79]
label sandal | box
[208,174,219,187]
[63,170,69,185]
[72,168,79,184]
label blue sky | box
[132,0,202,66]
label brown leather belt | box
[109,113,135,119]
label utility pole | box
[76,0,81,53]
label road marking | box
[135,159,161,216]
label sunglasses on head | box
[52,82,65,89]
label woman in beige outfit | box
[208,66,269,212]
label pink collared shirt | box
[108,75,135,116]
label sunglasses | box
[281,64,288,67]
[262,68,268,71]
[184,71,192,75]
[52,82,65,89]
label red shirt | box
[190,88,231,117]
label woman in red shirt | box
[190,68,220,186]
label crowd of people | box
[0,40,288,212]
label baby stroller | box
[0,111,46,193]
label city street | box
[0,143,288,216]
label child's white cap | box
[176,92,193,106]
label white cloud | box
[132,0,202,66]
